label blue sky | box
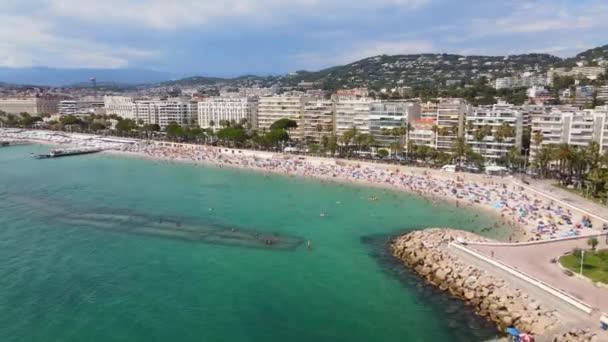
[1,0,607,77]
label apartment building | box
[465,102,525,160]
[103,96,134,119]
[0,96,60,115]
[334,98,377,136]
[410,119,436,148]
[435,98,469,152]
[368,101,421,146]
[549,66,606,80]
[257,96,310,139]
[301,100,334,143]
[530,106,608,159]
[197,97,258,130]
[420,101,438,120]
[133,99,196,129]
[59,98,105,116]
[495,75,549,90]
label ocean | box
[0,144,507,341]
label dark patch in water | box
[2,192,304,251]
[361,232,500,342]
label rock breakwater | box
[391,228,559,336]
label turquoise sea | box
[0,144,508,342]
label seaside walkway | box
[453,235,608,339]
[470,236,608,315]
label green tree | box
[270,118,298,130]
[115,119,137,133]
[377,149,389,158]
[165,122,184,139]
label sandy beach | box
[2,128,602,243]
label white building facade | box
[103,96,134,119]
[465,102,525,161]
[197,97,258,130]
[133,99,196,129]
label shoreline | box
[391,229,600,341]
[4,129,599,243]
[104,148,523,242]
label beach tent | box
[485,165,509,176]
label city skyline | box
[1,0,608,77]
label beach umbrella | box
[506,327,520,336]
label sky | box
[1,0,608,77]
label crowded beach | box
[1,128,601,242]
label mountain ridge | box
[1,45,606,89]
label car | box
[441,165,457,173]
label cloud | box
[46,0,432,30]
[289,40,434,70]
[467,1,608,36]
[0,15,159,68]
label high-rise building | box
[530,106,608,159]
[435,98,470,152]
[368,101,421,147]
[104,96,134,119]
[133,99,196,129]
[301,100,334,144]
[59,97,104,116]
[197,97,258,130]
[465,102,525,161]
[257,96,310,139]
[334,98,377,136]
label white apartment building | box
[435,98,470,152]
[59,98,104,116]
[0,96,60,115]
[257,96,310,139]
[420,102,438,121]
[410,119,436,148]
[133,99,196,129]
[530,106,608,159]
[550,66,606,80]
[368,102,421,147]
[465,102,525,160]
[334,98,377,136]
[301,100,334,143]
[104,96,134,119]
[495,75,549,90]
[197,97,258,130]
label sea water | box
[0,145,508,341]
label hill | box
[162,52,568,91]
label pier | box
[33,147,103,159]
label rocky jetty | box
[391,228,559,336]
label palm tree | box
[473,125,492,159]
[452,137,468,169]
[534,145,555,178]
[532,131,543,151]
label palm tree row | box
[532,139,608,199]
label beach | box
[1,128,602,242]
